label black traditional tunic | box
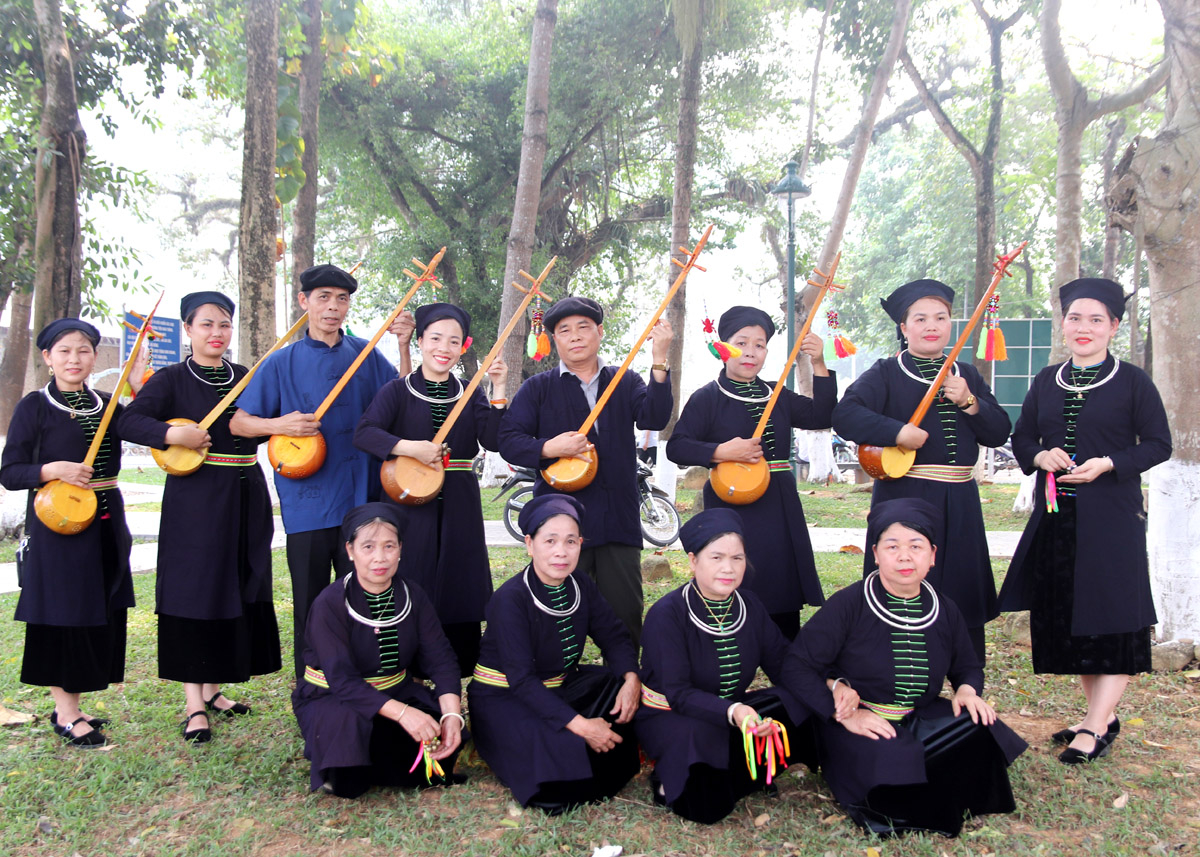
[292,573,461,793]
[468,566,640,807]
[636,583,812,822]
[998,355,1171,671]
[785,578,1026,836]
[353,371,501,672]
[1,385,134,692]
[666,372,837,615]
[118,359,281,683]
[832,354,1011,630]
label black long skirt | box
[157,481,281,684]
[1028,497,1151,676]
[20,518,127,693]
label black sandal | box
[181,711,212,744]
[50,710,109,730]
[1058,728,1110,764]
[54,715,108,749]
[205,692,251,717]
[1051,716,1119,746]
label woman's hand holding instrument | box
[541,225,713,492]
[709,253,846,505]
[268,251,445,479]
[35,293,164,534]
[381,257,555,504]
[857,241,1026,480]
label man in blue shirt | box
[232,264,412,678]
[498,296,672,646]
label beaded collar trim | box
[342,573,412,628]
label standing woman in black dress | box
[119,292,282,742]
[998,278,1171,764]
[1,319,144,747]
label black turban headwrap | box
[866,497,941,559]
[518,494,586,538]
[717,306,776,342]
[880,279,955,346]
[414,302,471,340]
[679,508,745,555]
[543,296,604,334]
[299,263,358,295]
[1059,277,1127,321]
[36,318,101,351]
[181,291,235,323]
[341,502,408,544]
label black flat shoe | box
[1051,716,1120,746]
[53,715,108,748]
[1058,728,1110,765]
[205,692,251,717]
[50,710,109,731]
[181,711,212,744]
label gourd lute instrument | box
[152,312,311,476]
[382,258,556,504]
[35,294,164,535]
[541,224,713,492]
[710,253,846,505]
[268,249,445,479]
[858,241,1026,480]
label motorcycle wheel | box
[503,486,533,543]
[640,489,682,547]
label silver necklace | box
[187,357,234,386]
[863,570,940,631]
[716,376,772,403]
[404,370,464,404]
[342,574,412,629]
[42,383,102,419]
[1055,358,1119,399]
[896,351,960,386]
[683,583,748,636]
[523,566,581,617]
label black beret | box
[518,494,586,538]
[415,302,471,340]
[1059,277,1127,322]
[543,296,603,334]
[299,263,358,294]
[717,306,776,342]
[181,291,235,322]
[36,318,101,351]
[880,279,955,325]
[340,502,408,544]
[866,498,941,553]
[679,508,745,555]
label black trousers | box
[323,708,464,799]
[576,543,643,648]
[287,527,354,680]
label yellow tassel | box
[993,327,1007,361]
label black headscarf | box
[341,502,408,544]
[36,319,101,351]
[181,291,235,323]
[866,497,940,554]
[679,508,744,555]
[518,494,586,538]
[415,302,471,340]
[717,306,776,342]
[881,279,955,347]
[1059,277,1127,321]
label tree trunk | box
[497,0,558,397]
[1041,0,1167,361]
[1101,117,1127,278]
[291,0,323,326]
[663,23,704,437]
[0,284,35,431]
[30,0,85,392]
[1116,0,1200,640]
[239,0,280,364]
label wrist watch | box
[651,362,669,373]
[959,394,977,410]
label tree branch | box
[1090,61,1170,119]
[899,47,981,172]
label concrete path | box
[1,505,1023,596]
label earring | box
[48,367,54,377]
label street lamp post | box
[772,160,812,392]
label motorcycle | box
[493,460,682,547]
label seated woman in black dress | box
[292,503,464,798]
[468,495,641,814]
[786,498,1027,836]
[636,508,815,824]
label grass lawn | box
[2,545,1199,856]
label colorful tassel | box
[409,742,446,784]
[825,311,857,361]
[740,716,791,785]
[535,331,551,360]
[702,302,741,362]
[460,335,473,354]
[976,294,1007,361]
[1045,472,1059,514]
[526,332,538,359]
[529,295,550,361]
